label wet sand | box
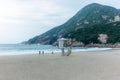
[0,49,120,80]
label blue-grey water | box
[0,44,112,55]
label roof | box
[58,38,67,41]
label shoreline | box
[0,47,114,56]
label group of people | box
[39,51,54,55]
[39,51,44,54]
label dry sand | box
[0,49,120,80]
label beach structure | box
[58,38,67,56]
[58,38,72,56]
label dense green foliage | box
[65,22,120,44]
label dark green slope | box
[65,22,120,44]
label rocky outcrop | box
[72,42,120,48]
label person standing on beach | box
[66,39,72,56]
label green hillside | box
[26,3,120,46]
[65,22,120,44]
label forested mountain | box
[26,3,120,46]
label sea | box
[0,44,112,56]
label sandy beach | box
[0,49,120,80]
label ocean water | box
[0,44,112,55]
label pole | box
[61,48,65,56]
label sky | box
[0,0,120,44]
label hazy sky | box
[0,0,120,44]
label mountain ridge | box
[26,3,120,47]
